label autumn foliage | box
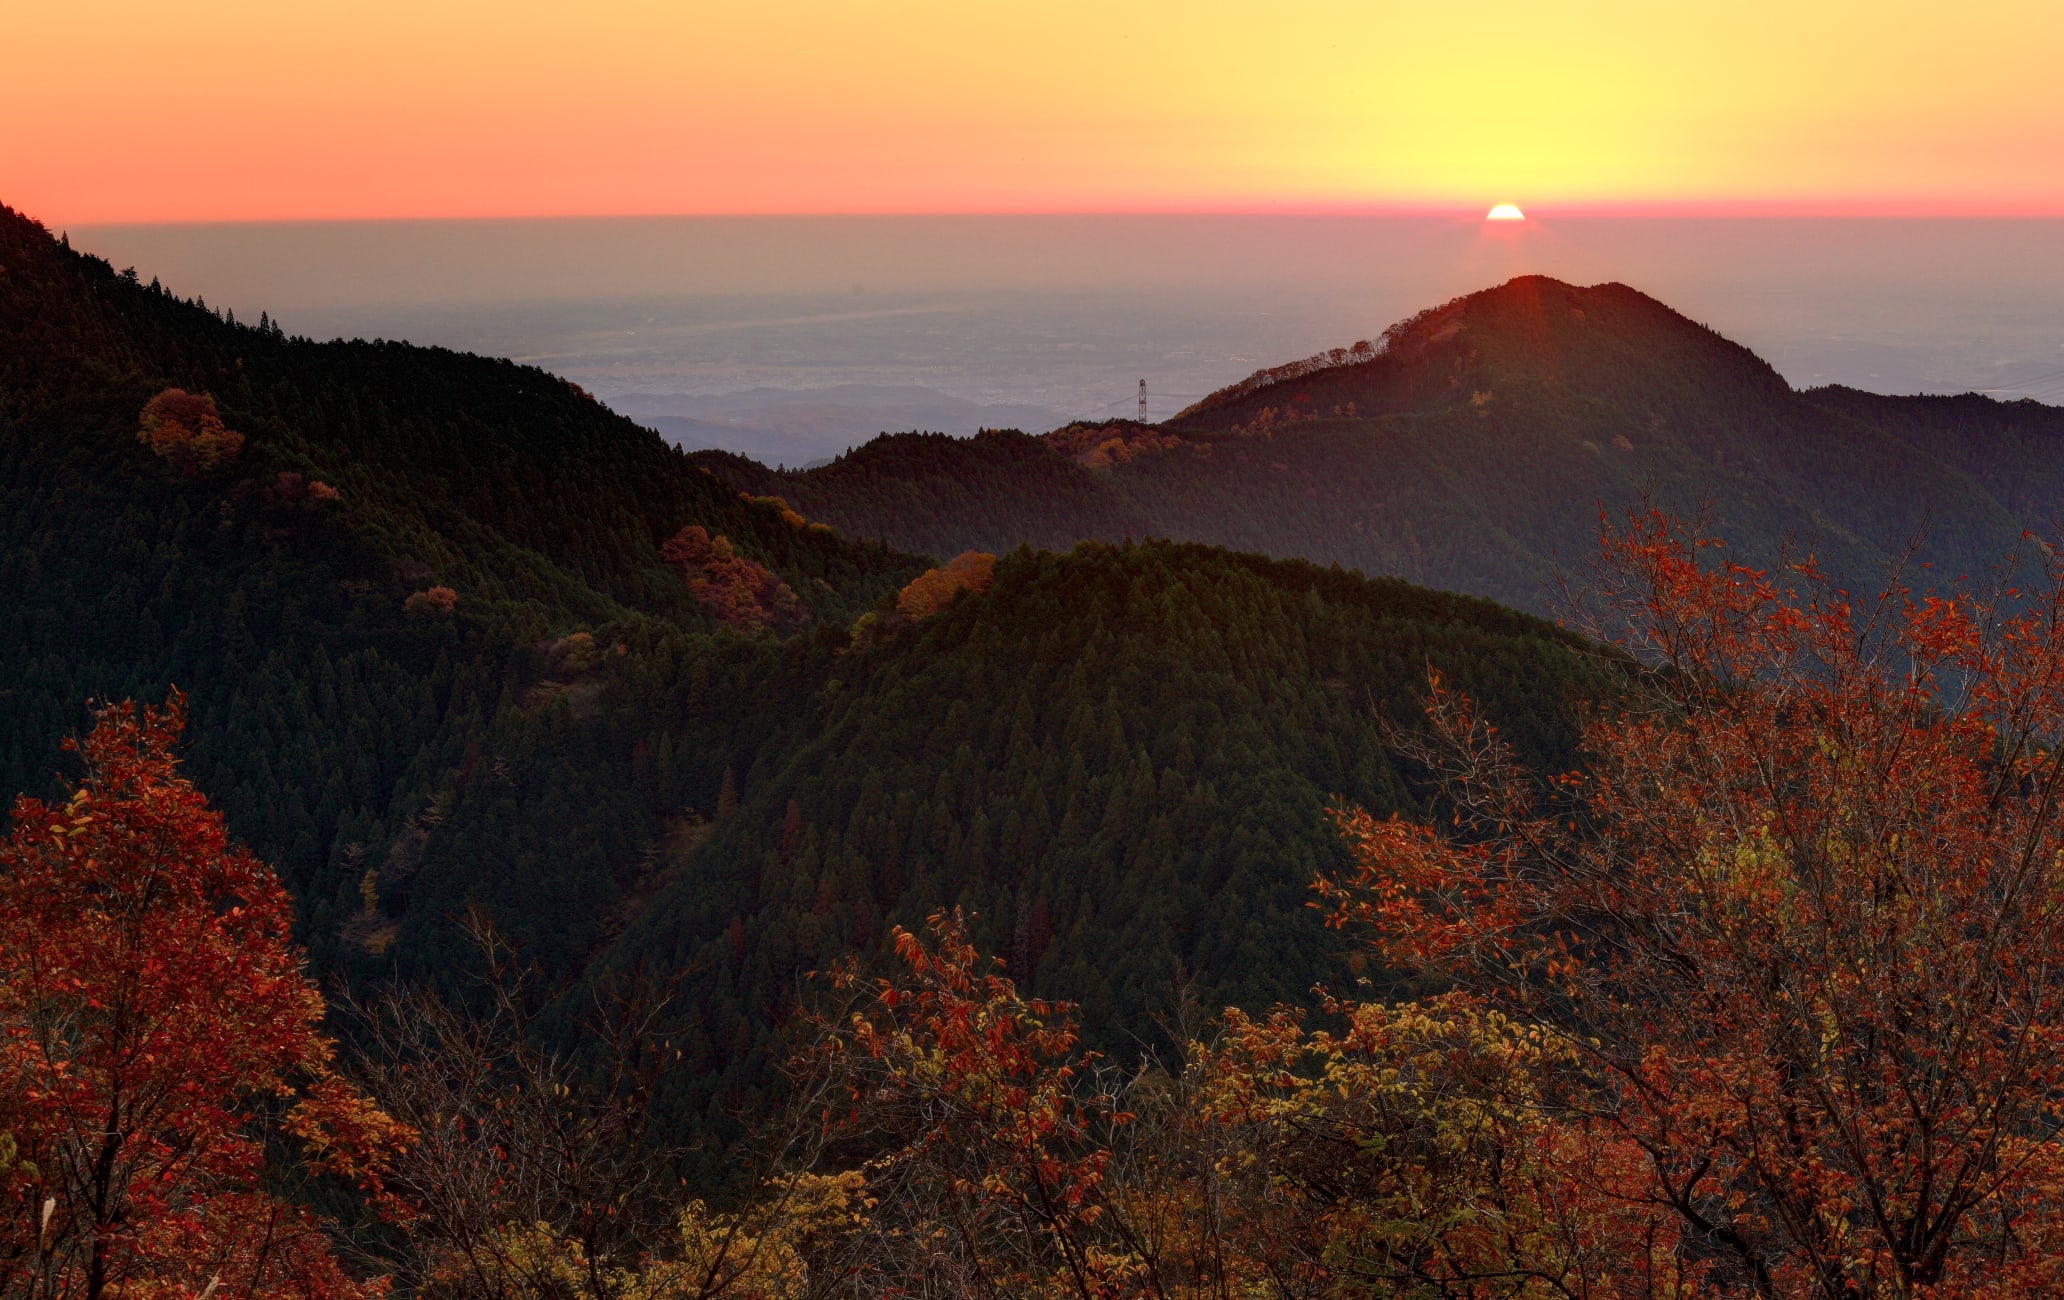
[137,389,245,476]
[800,911,1677,1297]
[792,515,2064,1296]
[1167,996,1680,1295]
[264,470,340,505]
[745,494,833,534]
[811,910,1127,1296]
[1043,422,1184,470]
[26,509,2064,1298]
[0,694,406,1300]
[403,585,457,616]
[1323,512,2064,1294]
[893,550,996,620]
[660,525,805,633]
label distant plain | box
[74,216,2064,461]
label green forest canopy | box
[3,203,1617,1150]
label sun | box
[1486,203,1526,221]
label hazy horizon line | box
[54,204,2064,231]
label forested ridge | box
[601,542,1609,1137]
[0,202,1604,1111]
[0,200,922,988]
[693,430,1152,559]
[698,276,2064,612]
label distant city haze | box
[74,216,2064,464]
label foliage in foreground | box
[17,513,2064,1297]
[0,696,405,1300]
[353,910,1677,1299]
[1325,513,2064,1294]
[439,515,2064,1298]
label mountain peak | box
[1169,274,1788,433]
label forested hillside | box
[1803,384,2064,519]
[593,542,1609,1135]
[0,202,1607,1119]
[698,276,2062,610]
[0,201,924,987]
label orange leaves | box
[403,584,457,616]
[894,551,996,621]
[807,910,1125,1295]
[659,524,806,633]
[1320,511,2064,1291]
[1318,807,1519,971]
[285,1076,416,1216]
[137,388,245,476]
[1903,590,1981,668]
[1043,420,1185,468]
[745,492,812,529]
[0,694,405,1300]
[851,553,1000,649]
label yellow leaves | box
[746,494,812,530]
[437,1221,592,1298]
[624,1171,874,1300]
[1172,993,1638,1292]
[45,796,94,845]
[1195,996,1568,1163]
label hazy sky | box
[69,216,2064,417]
[12,0,2064,223]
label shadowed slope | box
[703,277,2050,608]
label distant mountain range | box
[698,276,2064,611]
[612,385,1067,466]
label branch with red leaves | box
[0,694,407,1300]
[1322,511,2064,1294]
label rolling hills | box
[0,203,1616,1151]
[697,276,2064,610]
[39,202,2064,1163]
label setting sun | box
[1486,204,1526,221]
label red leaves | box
[659,525,806,633]
[0,693,405,1300]
[810,910,1126,1294]
[1317,806,1518,970]
[1321,511,2064,1291]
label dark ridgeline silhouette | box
[700,275,2064,612]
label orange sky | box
[9,0,2063,223]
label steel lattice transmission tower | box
[1138,380,1147,422]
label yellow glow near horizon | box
[6,0,2064,222]
[1487,205,1527,222]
